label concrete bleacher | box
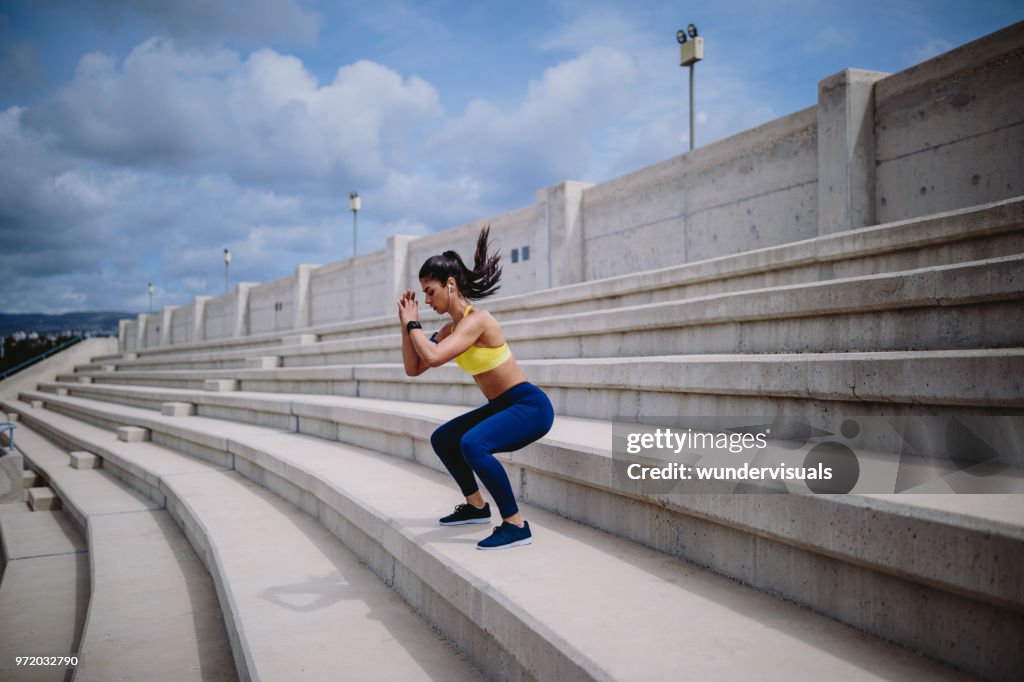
[2,192,1022,680]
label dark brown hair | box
[418,226,502,300]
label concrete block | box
[22,469,41,489]
[244,356,282,369]
[56,388,69,396]
[123,353,138,360]
[102,364,117,372]
[204,379,239,392]
[117,426,151,443]
[282,334,318,346]
[7,413,19,422]
[69,451,102,470]
[30,400,43,409]
[78,376,93,384]
[28,487,60,511]
[161,402,196,417]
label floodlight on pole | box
[677,23,704,151]
[223,248,231,294]
[349,191,361,258]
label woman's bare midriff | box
[473,355,529,401]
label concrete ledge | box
[117,426,150,443]
[161,402,196,417]
[69,451,101,470]
[203,379,238,392]
[28,487,60,511]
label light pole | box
[148,282,154,313]
[349,191,361,258]
[677,24,704,151]
[223,248,231,294]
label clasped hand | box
[396,289,419,326]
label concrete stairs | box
[4,424,238,681]
[9,196,1024,680]
[79,196,1024,371]
[5,409,484,681]
[3,398,986,681]
[5,382,1023,679]
[0,502,88,682]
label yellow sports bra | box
[452,305,512,375]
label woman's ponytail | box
[418,226,502,301]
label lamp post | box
[349,191,361,258]
[223,248,231,294]
[147,282,154,313]
[677,24,704,151]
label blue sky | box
[1,0,1020,313]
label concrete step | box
[77,255,1024,374]
[53,350,1024,441]
[11,424,237,681]
[6,392,1021,680]
[111,197,1024,362]
[8,408,484,681]
[0,506,88,682]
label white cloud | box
[30,39,442,186]
[427,46,639,192]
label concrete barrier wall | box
[143,314,161,348]
[873,22,1024,224]
[309,252,388,326]
[404,205,540,299]
[204,293,237,341]
[579,108,818,281]
[121,23,1024,350]
[248,275,295,335]
[170,304,195,345]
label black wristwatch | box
[406,320,422,333]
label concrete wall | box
[309,252,389,326]
[170,304,195,345]
[120,22,1024,351]
[249,275,295,335]
[579,108,818,281]
[404,205,541,299]
[873,23,1024,223]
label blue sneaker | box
[476,521,532,550]
[440,502,491,526]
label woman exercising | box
[397,227,554,550]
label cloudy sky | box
[0,0,1018,314]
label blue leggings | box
[430,382,554,519]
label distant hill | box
[0,311,134,336]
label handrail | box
[0,335,85,380]
[0,422,15,453]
